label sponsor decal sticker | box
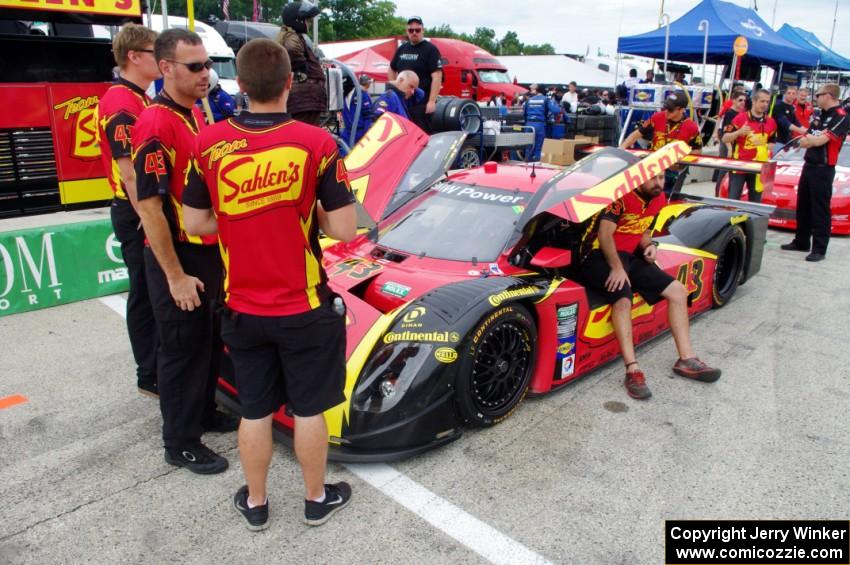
[401,306,426,324]
[383,330,460,344]
[557,342,574,355]
[561,354,575,379]
[381,281,411,298]
[434,347,458,364]
[488,286,538,306]
[556,303,579,379]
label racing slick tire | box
[456,304,537,427]
[711,226,746,308]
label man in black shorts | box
[582,174,721,399]
[182,38,357,530]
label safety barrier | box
[0,219,128,317]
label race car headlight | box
[352,342,433,414]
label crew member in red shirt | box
[95,23,160,397]
[781,83,849,262]
[721,89,777,203]
[795,87,814,129]
[133,28,234,475]
[182,39,357,531]
[581,174,721,400]
[620,92,702,196]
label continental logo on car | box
[217,146,307,215]
[434,347,458,364]
[488,286,538,306]
[383,330,460,344]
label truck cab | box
[428,37,527,104]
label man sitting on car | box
[581,173,721,400]
[374,70,424,122]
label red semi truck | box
[0,0,142,217]
[428,38,527,103]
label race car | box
[718,140,850,235]
[216,114,773,462]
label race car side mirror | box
[530,247,572,269]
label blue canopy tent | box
[777,24,850,71]
[617,0,819,68]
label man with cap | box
[341,74,375,147]
[621,91,702,196]
[388,16,442,133]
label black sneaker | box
[780,241,809,252]
[137,377,158,399]
[202,409,240,433]
[233,485,269,531]
[164,443,229,475]
[304,482,352,526]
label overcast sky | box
[392,0,848,59]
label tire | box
[456,145,481,169]
[456,304,537,426]
[711,226,746,308]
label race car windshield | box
[775,142,850,168]
[377,183,526,262]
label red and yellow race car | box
[718,140,850,235]
[217,114,773,462]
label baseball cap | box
[663,91,688,111]
[407,16,423,25]
[358,74,372,86]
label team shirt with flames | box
[592,190,665,254]
[95,78,150,200]
[724,111,777,167]
[638,112,702,151]
[182,112,356,317]
[132,94,216,245]
[804,105,849,167]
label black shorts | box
[221,301,347,419]
[581,250,675,305]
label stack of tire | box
[430,97,482,134]
[574,114,618,146]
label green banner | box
[0,219,128,317]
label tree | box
[469,26,497,54]
[316,0,405,42]
[498,31,522,55]
[523,43,555,56]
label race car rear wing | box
[672,193,776,216]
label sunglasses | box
[815,92,828,98]
[133,48,154,54]
[407,28,423,33]
[168,59,213,73]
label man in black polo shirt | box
[780,83,849,262]
[771,86,807,153]
[389,16,442,133]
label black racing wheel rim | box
[470,321,532,415]
[715,236,742,298]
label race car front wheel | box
[456,304,537,427]
[711,226,746,308]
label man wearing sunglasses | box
[133,28,235,475]
[96,23,160,399]
[388,16,442,133]
[781,83,849,262]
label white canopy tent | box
[497,55,617,89]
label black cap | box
[407,16,423,25]
[663,91,688,111]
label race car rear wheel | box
[711,226,746,308]
[456,304,537,426]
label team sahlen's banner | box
[0,0,141,18]
[0,219,128,317]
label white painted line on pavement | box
[100,294,551,565]
[98,295,127,317]
[346,463,552,565]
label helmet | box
[282,1,319,34]
[208,68,219,93]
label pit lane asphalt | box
[2,183,849,564]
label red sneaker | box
[624,370,652,400]
[672,357,721,382]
